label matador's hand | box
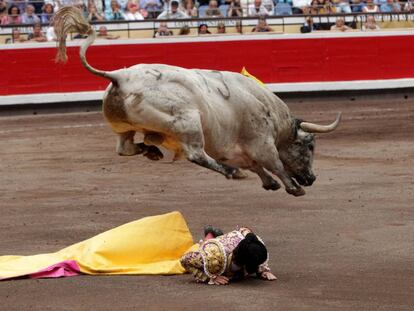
[260,271,277,281]
[210,275,229,285]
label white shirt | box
[124,11,144,20]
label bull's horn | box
[300,112,342,133]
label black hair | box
[8,5,20,15]
[233,233,267,274]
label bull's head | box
[279,113,341,189]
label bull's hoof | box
[233,169,248,179]
[144,146,164,161]
[263,180,281,191]
[286,187,305,197]
[225,168,239,179]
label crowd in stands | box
[1,0,414,27]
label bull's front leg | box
[249,165,281,191]
[116,131,163,161]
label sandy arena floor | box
[0,96,413,310]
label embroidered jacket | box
[180,227,271,283]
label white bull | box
[54,7,341,196]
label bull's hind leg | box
[174,113,238,178]
[116,131,163,161]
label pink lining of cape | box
[28,260,82,279]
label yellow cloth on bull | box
[0,211,195,279]
[241,67,265,87]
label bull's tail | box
[54,7,118,83]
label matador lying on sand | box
[0,212,275,285]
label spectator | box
[362,15,380,30]
[198,23,211,34]
[178,24,190,35]
[248,0,272,16]
[28,23,47,42]
[154,22,173,36]
[262,0,275,14]
[82,0,104,14]
[33,0,45,15]
[9,0,27,13]
[140,0,163,18]
[227,0,243,16]
[292,0,312,14]
[205,0,222,17]
[217,21,226,33]
[1,5,22,25]
[404,0,414,12]
[124,2,145,19]
[157,0,188,18]
[0,0,6,19]
[21,4,41,24]
[332,0,351,13]
[97,25,121,39]
[300,16,322,32]
[330,17,349,31]
[41,3,54,24]
[363,0,379,12]
[87,4,105,21]
[252,17,274,32]
[351,0,364,12]
[5,28,27,43]
[106,0,126,20]
[380,0,401,12]
[183,0,198,17]
[310,0,335,14]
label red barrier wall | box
[2,33,414,96]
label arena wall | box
[1,30,414,105]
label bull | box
[54,7,341,196]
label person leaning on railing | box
[362,15,380,30]
[252,16,274,31]
[5,28,27,43]
[27,22,47,41]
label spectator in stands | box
[310,0,336,14]
[41,3,54,23]
[362,0,379,12]
[158,0,188,18]
[5,28,27,43]
[105,0,127,20]
[9,0,27,13]
[252,17,274,32]
[205,0,223,17]
[21,4,41,24]
[1,5,22,25]
[332,0,351,13]
[362,15,380,30]
[227,0,243,16]
[351,0,364,12]
[292,0,311,14]
[82,0,104,15]
[217,21,226,33]
[97,25,121,39]
[87,4,105,21]
[124,2,145,19]
[248,0,272,16]
[140,0,163,18]
[154,22,173,36]
[28,23,47,42]
[404,0,414,12]
[262,0,275,14]
[380,0,401,12]
[300,16,322,32]
[198,23,211,34]
[178,24,191,34]
[330,17,349,31]
[0,0,7,19]
[183,0,198,17]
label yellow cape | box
[0,211,195,279]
